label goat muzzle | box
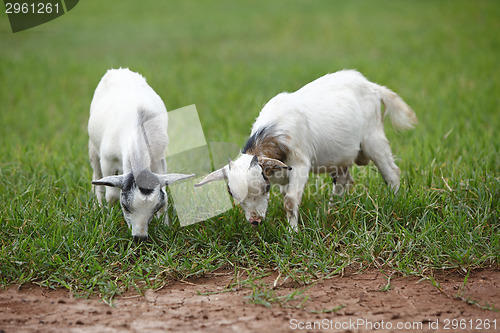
[250,218,261,227]
[133,235,148,243]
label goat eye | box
[153,202,164,215]
[123,204,132,213]
[261,171,269,182]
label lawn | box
[0,0,498,301]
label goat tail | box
[376,84,418,131]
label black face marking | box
[139,187,154,195]
[120,173,135,212]
[153,190,166,214]
[122,173,135,192]
[260,172,271,194]
[122,203,132,213]
[121,190,133,213]
[261,171,269,182]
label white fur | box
[227,155,270,223]
[196,70,417,232]
[88,68,193,240]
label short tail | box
[376,85,418,131]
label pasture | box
[0,0,499,331]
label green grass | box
[0,0,498,301]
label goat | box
[195,70,417,231]
[88,68,194,241]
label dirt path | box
[1,268,499,333]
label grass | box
[0,0,499,302]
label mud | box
[1,268,499,332]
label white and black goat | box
[195,70,417,231]
[88,68,194,241]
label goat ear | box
[194,166,228,187]
[258,157,292,178]
[159,173,195,186]
[249,155,259,169]
[92,175,125,189]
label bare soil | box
[1,268,499,333]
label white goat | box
[195,70,417,231]
[88,68,194,241]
